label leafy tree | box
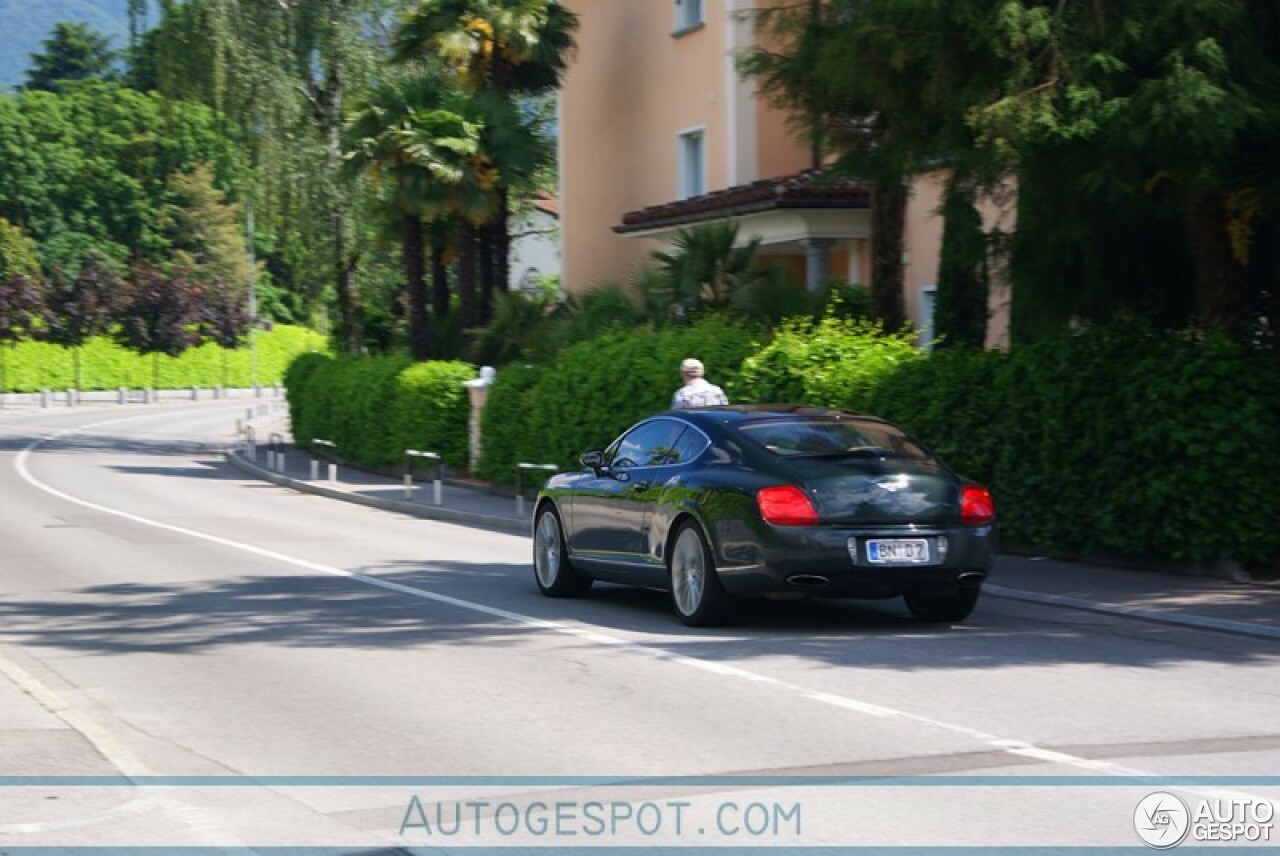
[25,22,117,93]
[741,1,1280,344]
[148,0,402,354]
[934,175,990,350]
[0,275,45,394]
[158,165,249,286]
[200,278,251,385]
[968,0,1280,341]
[0,218,41,282]
[0,83,238,276]
[116,264,204,387]
[0,217,46,393]
[740,2,920,331]
[44,253,127,389]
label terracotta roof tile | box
[615,169,869,233]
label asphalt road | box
[1,402,1276,851]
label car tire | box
[668,520,737,627]
[904,585,981,623]
[533,505,592,597]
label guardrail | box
[2,385,286,408]
[515,462,559,518]
[311,439,338,483]
[405,450,443,505]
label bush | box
[475,362,544,483]
[284,354,474,471]
[730,314,924,410]
[865,324,1280,564]
[479,316,760,480]
[391,361,474,469]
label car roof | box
[665,404,889,428]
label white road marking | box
[10,412,1269,806]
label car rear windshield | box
[736,419,930,461]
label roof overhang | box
[613,169,871,248]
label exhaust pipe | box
[787,574,830,588]
[958,571,986,584]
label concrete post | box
[464,366,497,475]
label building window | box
[678,129,706,199]
[673,0,704,35]
[919,285,938,351]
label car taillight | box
[960,484,995,526]
[757,485,819,526]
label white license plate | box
[865,538,931,565]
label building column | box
[848,238,865,285]
[801,238,836,291]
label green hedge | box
[285,353,473,470]
[863,325,1280,564]
[729,315,925,410]
[477,316,760,481]
[0,325,327,392]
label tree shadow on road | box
[0,558,1269,672]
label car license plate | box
[865,538,930,565]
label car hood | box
[786,457,958,525]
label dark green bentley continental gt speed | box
[532,406,997,627]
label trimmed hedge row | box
[862,327,1280,563]
[286,353,473,469]
[0,325,327,391]
[476,317,760,481]
[281,317,1278,565]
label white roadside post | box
[463,366,497,476]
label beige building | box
[559,0,1010,346]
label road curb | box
[227,449,1278,641]
[983,584,1280,641]
[225,451,530,536]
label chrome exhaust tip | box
[957,571,986,584]
[787,574,830,588]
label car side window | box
[671,426,709,464]
[609,420,689,469]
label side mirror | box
[580,450,605,474]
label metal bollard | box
[516,463,559,518]
[313,439,337,483]
[269,433,285,473]
[404,450,442,504]
[41,389,50,408]
[192,385,200,401]
[245,426,257,463]
[118,387,127,405]
[310,459,319,481]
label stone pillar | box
[801,238,836,291]
[463,366,497,475]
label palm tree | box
[393,0,578,296]
[649,221,765,319]
[393,0,579,96]
[344,72,493,359]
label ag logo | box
[1135,792,1191,849]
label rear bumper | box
[712,521,998,599]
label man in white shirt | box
[671,358,729,409]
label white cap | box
[680,358,705,377]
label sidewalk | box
[225,439,1280,642]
